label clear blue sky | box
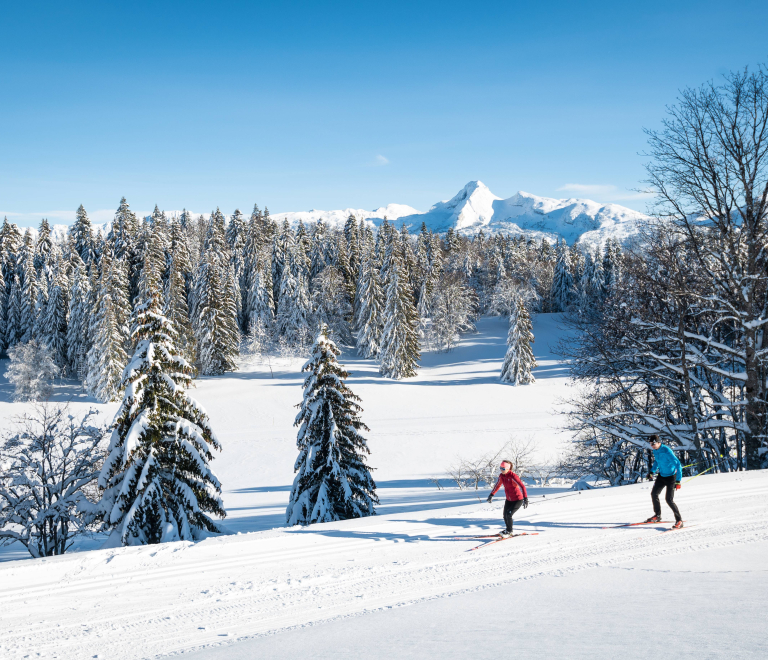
[1,0,766,225]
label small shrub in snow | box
[0,405,105,558]
[6,340,59,402]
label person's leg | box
[663,477,682,522]
[503,501,513,533]
[503,500,523,533]
[650,478,664,517]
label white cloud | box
[372,154,390,166]
[557,184,655,203]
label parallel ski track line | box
[2,518,766,660]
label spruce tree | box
[109,197,139,261]
[0,265,6,355]
[98,287,225,546]
[40,265,68,369]
[275,244,312,348]
[500,298,536,385]
[192,257,239,375]
[86,253,129,402]
[19,249,37,344]
[70,205,95,265]
[379,255,420,379]
[165,249,196,367]
[34,218,54,274]
[355,247,384,358]
[286,325,377,526]
[66,262,92,377]
[247,256,275,331]
[550,239,574,312]
[5,274,21,349]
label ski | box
[452,534,506,540]
[661,523,692,533]
[601,520,673,529]
[468,532,539,551]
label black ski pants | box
[651,474,682,522]
[503,499,523,533]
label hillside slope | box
[0,470,765,659]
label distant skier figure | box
[487,460,528,537]
[645,435,684,529]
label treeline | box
[0,199,620,400]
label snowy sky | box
[1,0,767,225]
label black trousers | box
[651,474,682,522]
[503,499,523,533]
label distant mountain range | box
[36,180,651,246]
[270,181,651,245]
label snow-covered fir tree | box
[66,261,92,377]
[86,253,129,402]
[500,298,536,385]
[379,254,420,379]
[70,205,95,265]
[276,240,312,349]
[164,248,196,367]
[97,288,225,546]
[550,239,574,313]
[246,257,275,333]
[286,324,377,526]
[192,257,239,375]
[40,265,68,370]
[18,247,38,344]
[5,274,21,349]
[355,245,385,358]
[190,215,239,375]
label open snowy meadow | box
[0,314,766,659]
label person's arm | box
[511,472,528,500]
[670,447,683,482]
[651,451,658,475]
[488,476,502,501]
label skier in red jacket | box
[487,460,529,537]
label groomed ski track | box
[0,470,766,660]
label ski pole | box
[531,491,582,505]
[683,464,716,484]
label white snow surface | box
[269,181,651,245]
[0,315,765,659]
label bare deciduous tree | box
[645,65,768,469]
[0,405,106,558]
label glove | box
[647,474,655,481]
[486,495,493,504]
[675,482,681,490]
[523,498,529,509]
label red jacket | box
[491,471,527,501]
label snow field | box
[1,313,765,658]
[0,470,766,659]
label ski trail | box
[0,471,765,660]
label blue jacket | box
[652,445,682,481]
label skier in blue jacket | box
[645,434,684,528]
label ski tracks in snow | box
[0,471,766,660]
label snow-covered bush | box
[0,405,105,558]
[6,340,59,402]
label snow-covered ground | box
[1,314,766,659]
